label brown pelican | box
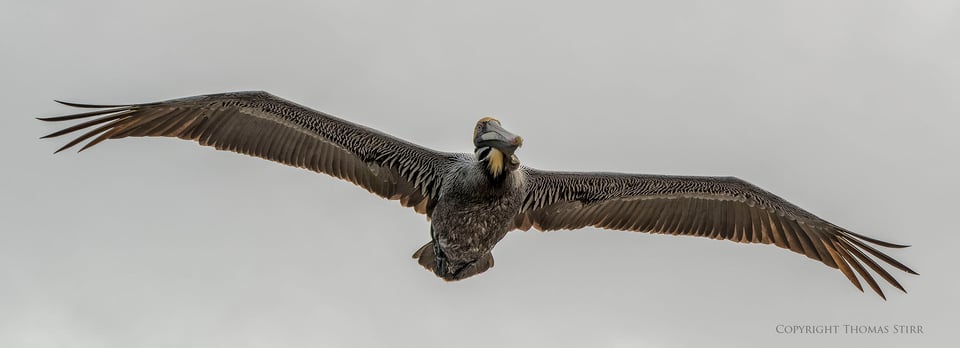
[39,91,916,298]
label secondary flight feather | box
[39,91,916,299]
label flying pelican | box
[39,91,916,298]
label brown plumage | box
[513,171,916,298]
[39,91,916,298]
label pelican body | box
[39,91,916,298]
[421,134,526,279]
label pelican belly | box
[428,162,526,276]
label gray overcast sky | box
[2,1,957,347]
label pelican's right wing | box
[39,91,456,215]
[513,168,916,299]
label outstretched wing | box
[39,91,456,215]
[514,169,916,299]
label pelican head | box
[473,117,523,178]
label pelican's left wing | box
[40,91,456,215]
[513,168,916,299]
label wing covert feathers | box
[515,169,916,299]
[40,91,452,215]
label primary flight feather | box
[39,91,916,298]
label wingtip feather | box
[54,100,125,108]
[841,229,911,248]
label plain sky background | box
[2,1,957,347]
